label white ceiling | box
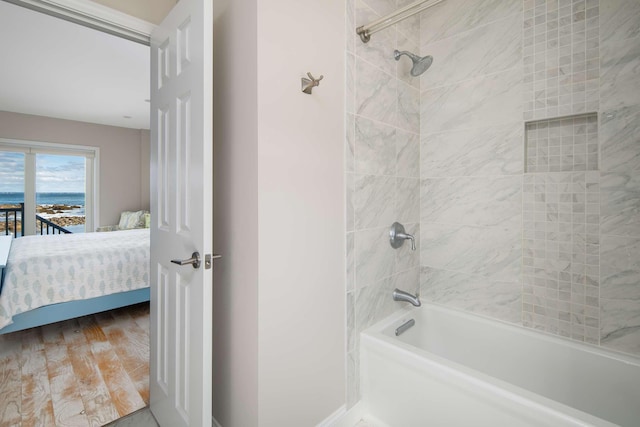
[0,1,150,129]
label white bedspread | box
[0,228,149,329]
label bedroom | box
[0,0,167,425]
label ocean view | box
[0,192,86,234]
[0,192,85,207]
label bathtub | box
[359,303,640,427]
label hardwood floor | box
[0,303,149,427]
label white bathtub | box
[360,303,640,427]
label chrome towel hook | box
[301,72,323,94]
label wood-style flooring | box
[0,303,150,427]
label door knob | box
[171,252,201,269]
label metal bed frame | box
[0,287,149,334]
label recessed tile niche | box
[525,113,598,173]
[523,113,600,343]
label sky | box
[0,151,85,193]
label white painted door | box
[149,0,213,425]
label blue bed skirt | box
[0,287,150,335]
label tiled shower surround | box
[522,0,600,120]
[345,0,421,406]
[523,170,601,342]
[523,115,601,341]
[345,0,640,408]
[525,115,599,172]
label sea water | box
[0,192,85,208]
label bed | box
[0,228,150,334]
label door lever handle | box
[204,253,222,269]
[171,252,201,269]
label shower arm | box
[356,0,445,43]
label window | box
[0,138,99,236]
[36,154,88,233]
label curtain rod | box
[356,0,445,43]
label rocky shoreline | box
[47,216,85,227]
[37,204,83,215]
[0,204,85,234]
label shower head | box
[394,49,433,77]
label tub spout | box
[393,288,421,307]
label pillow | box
[96,225,119,232]
[118,210,145,230]
[144,212,151,228]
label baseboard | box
[318,401,370,427]
[316,404,346,427]
[210,404,360,427]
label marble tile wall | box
[345,0,421,407]
[522,170,601,342]
[523,117,601,343]
[598,0,640,356]
[522,0,600,121]
[415,0,640,357]
[344,0,640,410]
[525,115,599,172]
[418,0,524,324]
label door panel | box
[149,0,213,425]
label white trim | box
[23,153,36,236]
[4,0,155,45]
[321,402,368,427]
[0,138,99,156]
[317,405,348,427]
[84,152,97,232]
[92,148,100,232]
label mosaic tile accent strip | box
[522,171,600,343]
[523,0,600,120]
[525,114,598,172]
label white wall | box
[140,129,150,212]
[256,0,345,425]
[212,0,259,426]
[0,110,150,226]
[213,0,346,425]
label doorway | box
[0,1,215,426]
[0,0,152,425]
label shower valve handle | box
[390,222,416,251]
